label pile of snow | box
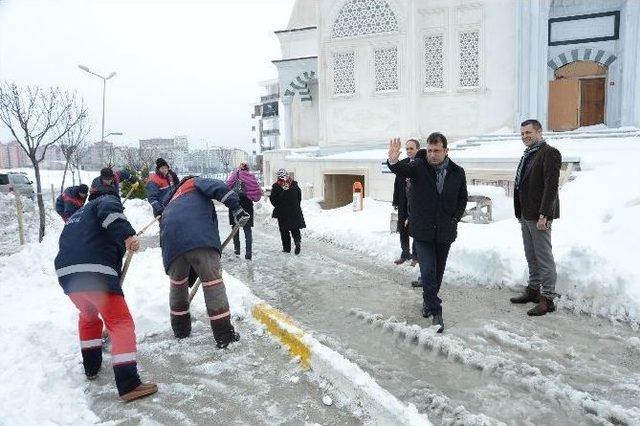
[0,203,254,423]
[0,194,60,256]
[124,199,159,236]
[466,184,512,221]
[296,136,640,324]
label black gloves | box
[233,209,250,227]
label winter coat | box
[392,157,411,231]
[514,142,561,221]
[54,194,136,295]
[55,186,87,222]
[388,157,468,245]
[89,170,133,197]
[160,177,242,272]
[270,180,306,230]
[226,169,262,202]
[146,170,179,216]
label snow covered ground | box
[0,201,384,424]
[291,136,640,325]
[0,216,350,424]
[2,134,639,423]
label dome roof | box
[287,0,318,30]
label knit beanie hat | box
[156,158,169,169]
[78,184,89,194]
[276,168,288,180]
[88,187,117,202]
[100,167,114,180]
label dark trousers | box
[279,226,301,252]
[414,240,451,315]
[233,225,253,256]
[168,248,234,344]
[399,224,417,260]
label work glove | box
[233,209,250,227]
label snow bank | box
[297,137,640,324]
[0,194,41,255]
[0,203,253,423]
[0,220,101,424]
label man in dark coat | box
[55,184,88,222]
[392,138,419,266]
[90,167,135,197]
[387,133,468,333]
[510,119,561,316]
[270,168,306,255]
[160,176,249,347]
[146,157,179,217]
[54,187,157,402]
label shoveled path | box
[220,221,640,426]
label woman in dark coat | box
[270,168,306,254]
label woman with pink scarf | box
[226,163,262,260]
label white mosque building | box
[263,0,640,208]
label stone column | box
[515,0,551,129]
[281,97,294,149]
[621,0,640,127]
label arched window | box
[332,0,399,39]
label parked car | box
[0,171,35,199]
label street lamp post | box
[103,132,123,166]
[78,64,117,165]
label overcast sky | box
[0,0,295,151]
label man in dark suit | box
[392,138,419,266]
[510,119,561,316]
[387,133,468,333]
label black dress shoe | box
[432,313,444,333]
[421,302,431,318]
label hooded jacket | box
[54,193,136,295]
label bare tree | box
[122,146,155,173]
[0,81,87,242]
[70,143,89,185]
[214,147,232,173]
[59,118,90,193]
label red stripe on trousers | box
[68,291,137,356]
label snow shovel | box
[101,215,162,344]
[187,223,241,304]
[120,215,161,285]
[122,181,140,205]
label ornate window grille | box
[333,51,356,95]
[459,30,480,87]
[424,34,444,90]
[332,0,399,39]
[374,47,398,92]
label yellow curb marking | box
[252,302,311,370]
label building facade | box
[264,0,640,207]
[0,141,29,169]
[139,136,189,173]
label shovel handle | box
[137,215,161,236]
[188,223,241,303]
[122,181,140,205]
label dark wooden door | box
[580,78,605,127]
[549,79,580,131]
